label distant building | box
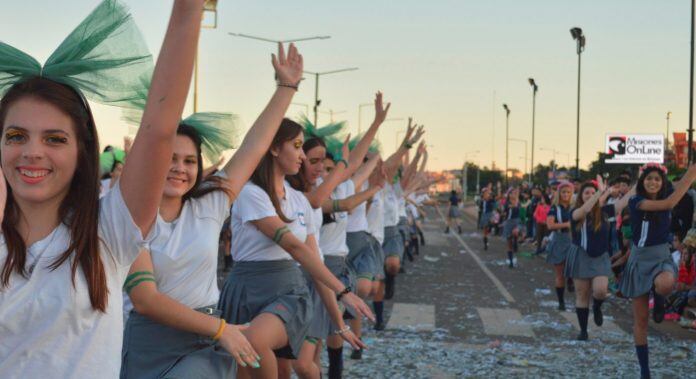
[670,132,695,168]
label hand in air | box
[272,42,303,86]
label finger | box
[278,42,286,65]
[288,42,296,62]
[356,337,368,349]
[271,53,279,71]
[384,103,391,114]
[232,351,247,367]
[242,350,258,367]
[346,336,361,350]
[297,53,304,70]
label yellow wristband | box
[213,319,226,340]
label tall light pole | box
[194,0,219,113]
[503,103,511,186]
[528,78,538,182]
[540,147,558,173]
[666,111,673,152]
[358,103,372,134]
[304,68,359,127]
[509,138,529,182]
[690,0,695,164]
[570,27,586,178]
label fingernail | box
[256,355,262,361]
[244,322,251,327]
[251,361,261,369]
[240,362,247,368]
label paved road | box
[334,205,696,378]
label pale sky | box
[0,1,691,171]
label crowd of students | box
[476,166,696,379]
[0,1,437,378]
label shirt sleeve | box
[236,184,278,223]
[194,189,231,224]
[629,195,644,214]
[99,184,154,267]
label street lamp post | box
[193,0,219,113]
[304,68,359,127]
[570,27,586,178]
[540,147,558,173]
[509,138,528,182]
[666,111,673,158]
[503,104,511,186]
[528,78,538,182]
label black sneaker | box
[384,274,395,300]
[350,349,362,360]
[576,331,588,341]
[374,321,385,331]
[593,303,604,326]
[653,293,665,324]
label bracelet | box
[277,82,299,91]
[337,159,349,168]
[334,325,351,335]
[404,142,413,149]
[212,319,226,341]
[336,286,352,301]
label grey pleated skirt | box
[120,306,235,379]
[218,260,312,359]
[301,269,331,340]
[368,233,386,279]
[346,231,378,280]
[479,211,493,229]
[545,232,572,265]
[383,226,404,259]
[564,245,611,279]
[398,217,409,244]
[502,218,520,239]
[448,206,461,218]
[618,243,678,298]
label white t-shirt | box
[231,181,313,261]
[320,180,355,257]
[367,189,385,244]
[383,183,400,227]
[149,189,230,309]
[99,178,112,198]
[0,186,150,379]
[347,181,369,233]
[394,182,408,218]
[407,193,420,219]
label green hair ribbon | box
[0,0,153,109]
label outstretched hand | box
[272,42,303,86]
[373,91,391,125]
[408,125,425,145]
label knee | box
[386,260,399,275]
[593,288,608,300]
[357,282,372,298]
[654,279,674,297]
[292,359,315,377]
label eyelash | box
[4,131,25,144]
[45,135,68,145]
[4,132,68,145]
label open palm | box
[272,42,303,86]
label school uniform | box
[346,182,378,281]
[0,186,150,379]
[619,195,679,298]
[382,183,405,260]
[545,205,573,265]
[479,199,497,229]
[366,189,386,280]
[448,193,461,218]
[121,184,234,378]
[502,204,521,239]
[564,205,613,279]
[218,181,315,359]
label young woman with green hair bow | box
[0,0,224,377]
[120,40,309,376]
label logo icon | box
[607,136,626,156]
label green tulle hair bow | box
[180,112,241,164]
[298,115,346,140]
[0,0,153,110]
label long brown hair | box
[574,181,602,232]
[251,118,303,223]
[0,77,107,312]
[176,124,231,201]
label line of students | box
[0,2,436,378]
[478,164,696,379]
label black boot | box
[507,251,514,268]
[483,236,488,250]
[576,307,589,340]
[556,287,566,311]
[327,347,343,379]
[412,238,420,255]
[635,344,650,379]
[419,230,426,245]
[457,225,462,234]
[592,297,605,326]
[373,301,385,330]
[653,292,665,324]
[384,273,396,300]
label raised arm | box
[638,164,696,211]
[613,185,636,215]
[384,122,425,179]
[345,92,390,178]
[401,142,425,189]
[572,176,611,221]
[222,43,303,201]
[351,153,380,191]
[120,0,202,235]
[126,251,259,368]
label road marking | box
[435,205,516,303]
[387,303,435,331]
[559,312,627,339]
[476,307,535,337]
